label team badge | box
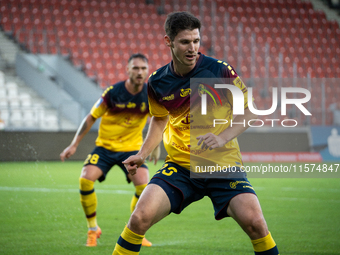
[162,94,175,101]
[140,102,146,112]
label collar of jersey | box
[169,52,204,79]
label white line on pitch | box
[0,186,133,194]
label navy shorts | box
[83,146,148,183]
[149,162,256,220]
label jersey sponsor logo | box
[180,88,191,97]
[181,113,193,124]
[116,103,125,109]
[233,77,247,93]
[190,124,213,129]
[140,102,147,112]
[127,102,136,108]
[229,180,250,189]
[162,94,174,101]
[171,141,190,152]
[243,185,254,190]
[124,116,132,125]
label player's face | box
[167,28,200,70]
[127,58,149,86]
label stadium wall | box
[238,128,310,152]
[15,53,103,128]
[0,129,310,161]
[15,54,84,126]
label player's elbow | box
[153,115,169,123]
[88,114,97,122]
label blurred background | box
[0,0,339,161]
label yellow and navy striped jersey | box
[90,81,149,152]
[148,53,250,170]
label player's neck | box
[172,55,199,77]
[125,79,143,95]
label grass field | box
[0,161,339,255]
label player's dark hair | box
[164,11,201,41]
[128,53,148,63]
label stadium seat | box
[9,109,23,127]
[6,82,18,98]
[19,93,32,107]
[22,109,37,128]
[40,114,59,131]
[0,109,9,125]
[0,71,5,86]
[1,0,339,126]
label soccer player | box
[60,53,158,247]
[112,12,279,255]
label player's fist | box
[60,145,77,162]
[196,133,226,150]
[122,155,144,175]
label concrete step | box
[0,32,21,66]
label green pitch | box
[0,161,339,255]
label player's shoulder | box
[202,54,238,78]
[142,82,148,90]
[148,64,170,84]
[203,55,234,70]
[141,82,148,95]
[101,81,125,97]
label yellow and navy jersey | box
[148,53,250,170]
[90,81,149,152]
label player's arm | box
[148,143,161,165]
[144,113,161,165]
[60,97,108,161]
[123,115,168,175]
[60,113,97,161]
[197,103,258,150]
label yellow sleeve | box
[90,98,108,118]
[147,84,168,117]
[232,76,253,109]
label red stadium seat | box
[0,0,338,126]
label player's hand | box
[149,145,160,165]
[60,145,77,162]
[196,133,227,150]
[122,155,145,176]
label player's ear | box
[164,35,172,47]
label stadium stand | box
[0,69,76,130]
[0,0,339,126]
